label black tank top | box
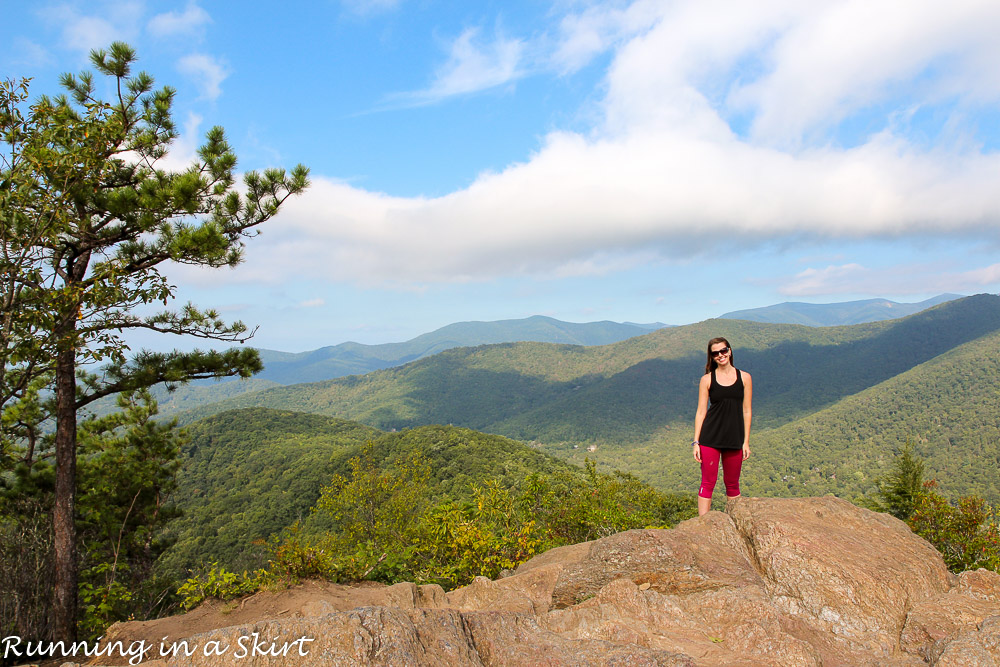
[700,368,744,450]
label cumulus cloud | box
[158,112,204,171]
[177,53,229,100]
[181,0,1000,288]
[780,260,1000,297]
[390,27,524,105]
[40,2,143,55]
[725,0,1000,146]
[9,38,56,68]
[298,298,326,308]
[148,2,211,39]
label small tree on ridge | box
[877,439,924,520]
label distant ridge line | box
[720,293,962,327]
[251,316,669,385]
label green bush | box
[259,449,695,592]
[176,564,277,610]
[414,480,544,587]
[908,483,1000,573]
[78,567,134,640]
[315,442,431,561]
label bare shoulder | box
[700,373,712,387]
[741,369,752,383]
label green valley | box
[159,409,694,578]
[164,295,1000,502]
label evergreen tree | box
[877,439,925,520]
[0,43,308,642]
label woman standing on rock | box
[692,337,752,515]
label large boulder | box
[81,496,998,666]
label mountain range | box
[720,294,960,326]
[138,295,959,419]
[252,294,960,384]
[167,294,1000,502]
[253,315,666,384]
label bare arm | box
[742,371,753,459]
[693,374,710,462]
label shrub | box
[414,480,543,587]
[176,564,277,610]
[261,452,697,593]
[315,442,431,562]
[78,568,134,640]
[908,482,1000,573]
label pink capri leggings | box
[699,445,743,499]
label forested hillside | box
[157,410,381,577]
[88,377,281,419]
[93,316,666,420]
[159,409,687,577]
[744,328,1000,501]
[605,325,1000,502]
[128,299,950,419]
[180,296,1000,433]
[166,295,1000,502]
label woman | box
[692,337,752,516]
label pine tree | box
[1,42,308,642]
[877,439,925,520]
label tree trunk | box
[52,320,78,644]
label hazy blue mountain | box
[252,315,668,384]
[172,295,997,440]
[623,321,672,330]
[86,377,282,421]
[164,295,1000,503]
[90,316,666,419]
[720,294,962,326]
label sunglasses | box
[711,347,730,357]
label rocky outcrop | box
[87,496,1000,666]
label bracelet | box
[691,441,699,446]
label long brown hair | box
[705,337,734,374]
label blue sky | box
[4,0,1000,351]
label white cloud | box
[298,298,326,308]
[40,2,143,56]
[177,53,229,101]
[551,2,630,73]
[955,263,1000,288]
[550,0,665,74]
[726,0,1000,147]
[780,261,1000,297]
[385,1,654,105]
[177,0,1000,289]
[62,15,119,53]
[390,27,524,105]
[236,127,1000,286]
[158,112,204,171]
[148,2,212,39]
[779,264,871,296]
[9,38,56,68]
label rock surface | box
[82,496,1000,666]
